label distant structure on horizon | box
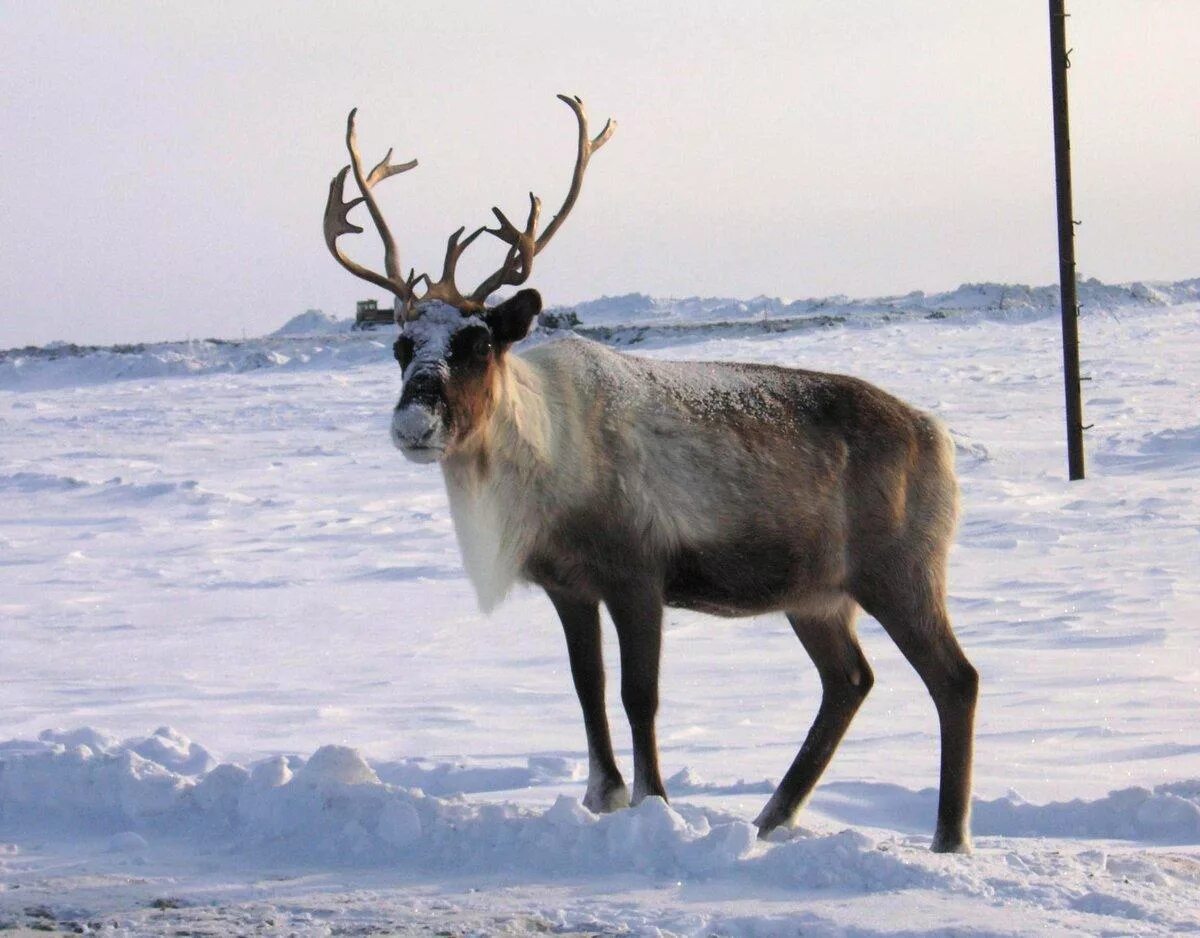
[354,299,393,329]
[353,298,582,332]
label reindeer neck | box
[443,353,552,491]
[438,352,553,612]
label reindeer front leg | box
[605,585,668,804]
[546,589,630,813]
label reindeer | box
[322,95,979,853]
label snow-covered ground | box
[1,286,1198,935]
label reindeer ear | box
[486,289,542,347]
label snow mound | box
[271,309,354,336]
[816,780,1200,845]
[975,783,1200,843]
[3,729,1198,891]
[0,729,942,888]
[374,754,583,795]
[667,766,775,796]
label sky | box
[1,1,1197,348]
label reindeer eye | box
[472,335,492,359]
[393,337,413,369]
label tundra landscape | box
[2,282,1198,934]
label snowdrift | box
[0,333,393,392]
[270,308,354,336]
[3,728,1197,885]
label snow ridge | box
[3,728,1198,873]
[555,276,1200,327]
[2,276,1196,391]
[6,727,1200,933]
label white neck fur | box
[441,355,553,612]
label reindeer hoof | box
[931,832,972,854]
[583,779,630,814]
[753,793,792,837]
[756,821,791,841]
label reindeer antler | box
[323,95,616,322]
[467,95,615,306]
[323,108,419,309]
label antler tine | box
[413,225,490,315]
[322,109,420,317]
[345,108,418,289]
[536,94,615,253]
[463,95,614,307]
[442,225,487,284]
[324,166,400,296]
[468,193,542,304]
[366,147,418,189]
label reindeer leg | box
[547,589,629,813]
[755,600,873,837]
[875,604,978,853]
[604,585,668,805]
[855,572,979,853]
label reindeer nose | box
[399,370,443,408]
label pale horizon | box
[2,1,1197,347]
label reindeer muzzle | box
[391,403,445,463]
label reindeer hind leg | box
[755,598,873,837]
[854,567,978,853]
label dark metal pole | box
[1049,0,1086,480]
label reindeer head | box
[388,291,541,461]
[323,95,615,464]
